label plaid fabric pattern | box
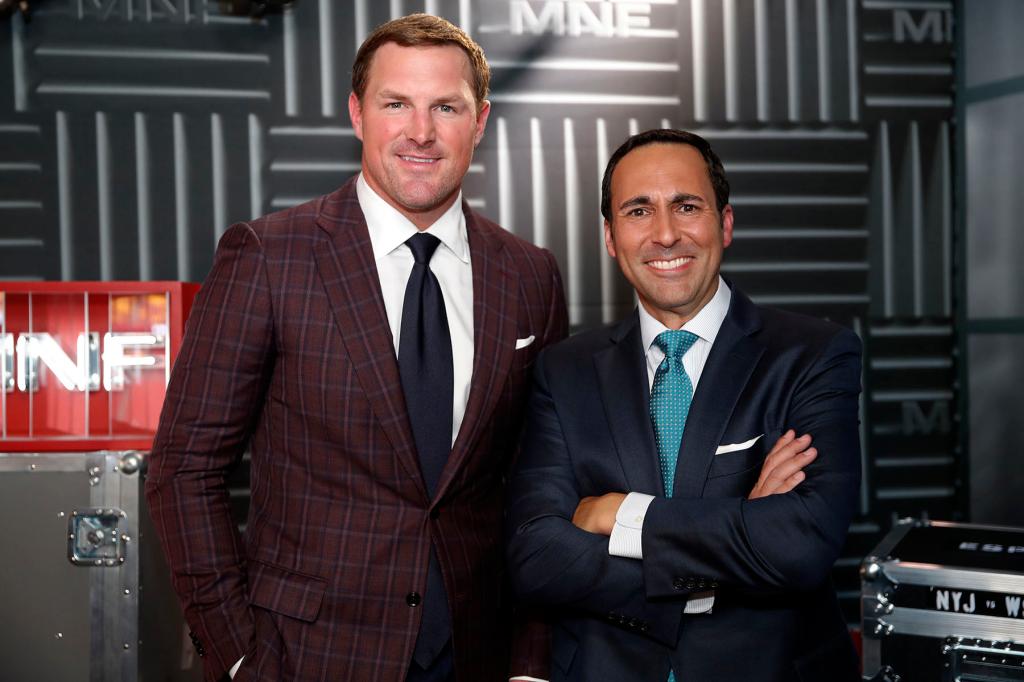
[146,177,568,682]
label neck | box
[639,281,719,330]
[361,172,460,230]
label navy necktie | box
[399,232,454,495]
[398,232,453,669]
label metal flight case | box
[862,518,1024,682]
[0,451,203,682]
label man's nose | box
[651,210,681,248]
[406,108,436,146]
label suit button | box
[628,618,639,629]
[607,612,617,622]
[639,622,649,632]
[672,578,686,590]
[685,578,697,590]
[406,592,422,607]
[710,580,719,589]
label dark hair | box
[352,13,490,113]
[600,129,730,220]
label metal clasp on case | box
[67,508,128,567]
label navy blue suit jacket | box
[506,286,862,681]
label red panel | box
[0,282,199,452]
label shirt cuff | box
[608,492,655,559]
[510,678,548,682]
[229,656,244,679]
[684,591,716,614]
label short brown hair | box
[351,14,490,112]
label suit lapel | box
[434,206,518,501]
[673,289,764,499]
[312,179,426,499]
[594,312,663,496]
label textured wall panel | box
[962,0,1024,527]
[861,0,954,119]
[867,120,953,319]
[966,92,1024,319]
[969,335,1024,525]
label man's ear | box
[348,92,364,141]
[604,219,617,258]
[473,100,491,148]
[721,204,734,249]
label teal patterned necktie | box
[650,330,698,682]
[650,329,699,499]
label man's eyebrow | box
[618,195,652,210]
[670,193,705,204]
[431,92,469,103]
[376,89,406,100]
[375,89,468,105]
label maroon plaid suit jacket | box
[146,177,568,682]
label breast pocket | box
[704,427,783,496]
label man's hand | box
[572,492,626,535]
[748,430,816,500]
[571,431,813,531]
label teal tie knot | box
[653,329,699,360]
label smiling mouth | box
[647,256,694,271]
[398,155,440,165]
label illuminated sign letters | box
[0,332,164,393]
[510,0,654,38]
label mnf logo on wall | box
[499,0,678,38]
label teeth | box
[401,156,437,164]
[649,257,692,270]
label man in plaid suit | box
[147,14,567,682]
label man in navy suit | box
[506,129,861,681]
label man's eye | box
[628,208,648,217]
[386,102,403,109]
[679,204,697,213]
[438,104,455,113]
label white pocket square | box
[715,434,763,455]
[515,335,535,350]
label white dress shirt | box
[606,277,731,614]
[357,173,475,446]
[229,177,475,680]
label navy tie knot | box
[653,329,699,360]
[407,232,442,265]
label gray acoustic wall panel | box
[960,0,1024,526]
[965,91,1024,320]
[0,0,961,624]
[968,334,1024,526]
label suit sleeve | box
[506,349,683,647]
[145,223,275,681]
[641,328,863,598]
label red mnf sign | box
[0,282,199,452]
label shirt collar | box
[639,276,732,353]
[356,173,470,264]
